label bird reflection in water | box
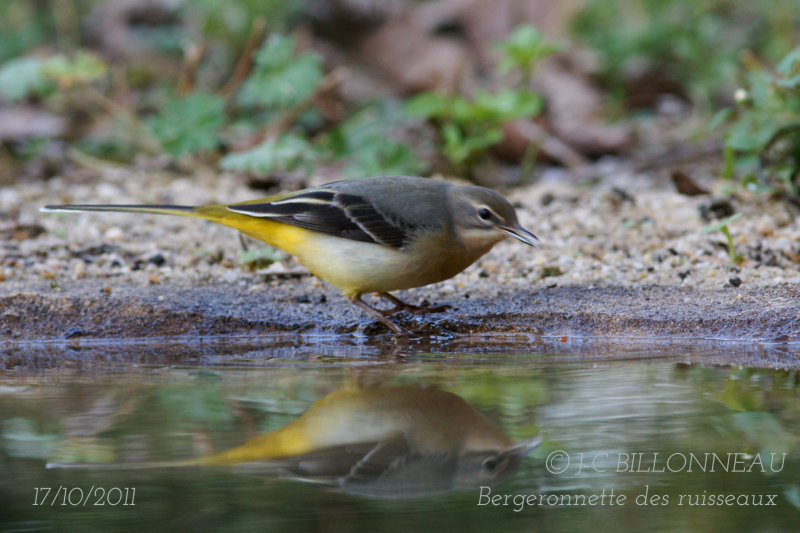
[49,383,539,499]
[194,384,540,498]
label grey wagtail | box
[42,175,539,335]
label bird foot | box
[376,293,452,316]
[350,296,414,337]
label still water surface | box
[1,341,798,532]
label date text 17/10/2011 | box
[33,486,136,507]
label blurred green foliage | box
[494,25,560,82]
[0,1,59,63]
[148,91,227,158]
[407,90,542,171]
[0,57,53,102]
[221,134,318,176]
[571,0,800,106]
[324,104,427,178]
[0,50,107,102]
[239,245,286,270]
[715,49,800,198]
[1,0,800,189]
[406,25,551,175]
[237,34,323,110]
[0,21,425,177]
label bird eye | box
[482,456,500,471]
[478,207,492,220]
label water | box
[1,339,798,532]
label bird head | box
[449,185,540,249]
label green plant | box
[571,0,800,107]
[0,50,107,102]
[324,104,427,178]
[405,25,553,175]
[715,48,800,198]
[222,35,427,178]
[236,33,324,110]
[406,88,542,173]
[0,56,52,102]
[494,24,559,83]
[0,1,54,64]
[149,91,227,158]
[220,133,318,175]
[239,245,285,270]
[701,213,743,265]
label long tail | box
[40,200,293,252]
[40,204,226,222]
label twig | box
[506,119,588,170]
[178,40,207,96]
[110,63,133,111]
[219,16,267,97]
[67,148,124,173]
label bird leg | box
[349,296,412,336]
[376,292,452,315]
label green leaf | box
[0,56,49,101]
[404,92,454,119]
[0,51,108,102]
[776,74,800,90]
[709,107,734,131]
[347,141,425,178]
[471,89,542,122]
[495,24,559,75]
[41,50,107,88]
[701,212,742,234]
[721,143,736,180]
[220,133,317,175]
[238,34,323,109]
[725,112,777,152]
[406,88,541,171]
[148,91,226,159]
[442,122,503,166]
[776,48,800,77]
[240,245,285,269]
[325,104,427,177]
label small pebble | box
[104,227,123,242]
[148,254,166,266]
[440,284,456,295]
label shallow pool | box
[1,339,798,532]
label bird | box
[41,175,539,335]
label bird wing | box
[226,188,411,248]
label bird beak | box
[505,436,542,457]
[500,223,540,247]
